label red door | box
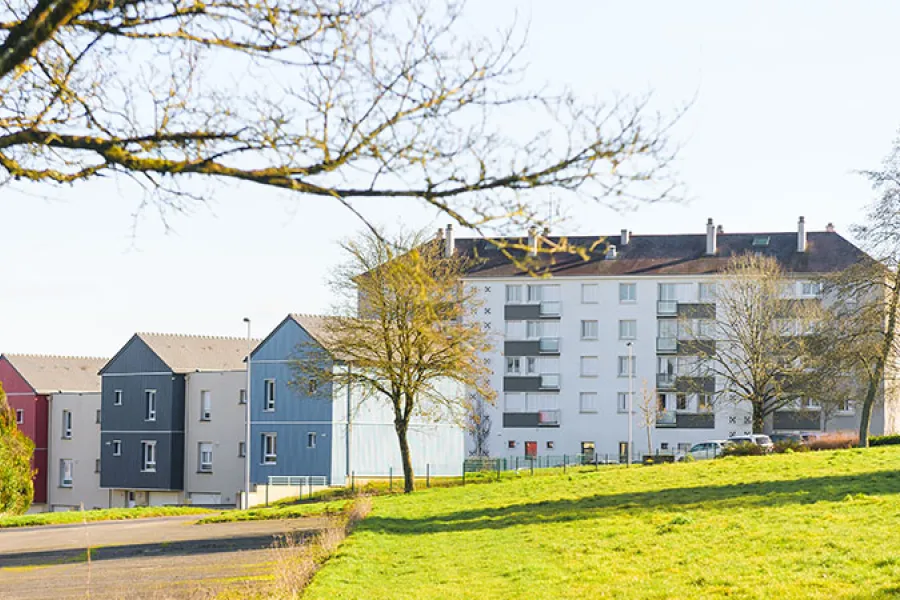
[525,441,537,458]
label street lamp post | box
[243,317,251,509]
[627,341,634,466]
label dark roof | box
[455,231,870,278]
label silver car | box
[727,434,774,452]
[687,440,731,460]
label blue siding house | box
[250,314,465,490]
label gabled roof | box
[455,230,870,278]
[251,314,343,361]
[1,354,107,394]
[130,333,259,374]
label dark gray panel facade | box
[678,303,716,319]
[773,411,822,431]
[503,413,541,428]
[503,376,542,392]
[100,432,185,490]
[504,304,541,320]
[676,377,716,394]
[675,413,716,429]
[677,339,716,356]
[504,341,541,356]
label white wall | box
[48,393,109,510]
[184,370,246,506]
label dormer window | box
[752,236,770,247]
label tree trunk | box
[858,366,882,448]
[860,278,900,447]
[395,420,415,493]
[752,401,765,434]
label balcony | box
[656,410,676,427]
[540,374,560,390]
[656,373,676,389]
[539,301,561,317]
[539,337,560,354]
[657,300,678,315]
[656,337,677,353]
[538,409,561,427]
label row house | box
[248,314,465,501]
[0,354,108,512]
[446,218,899,461]
[99,333,255,507]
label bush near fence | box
[870,434,900,447]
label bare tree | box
[467,395,492,458]
[635,380,657,456]
[296,228,494,493]
[0,0,678,236]
[697,254,823,433]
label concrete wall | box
[48,393,108,510]
[184,370,246,506]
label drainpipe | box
[346,364,352,484]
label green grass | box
[305,447,900,600]
[0,505,214,528]
[196,500,345,524]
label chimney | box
[826,222,835,233]
[606,244,617,259]
[620,229,630,245]
[444,223,454,257]
[706,218,717,255]
[528,226,538,256]
[716,224,724,235]
[797,216,806,252]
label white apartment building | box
[450,218,897,461]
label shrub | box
[808,432,858,451]
[0,383,34,516]
[870,434,900,447]
[774,440,809,454]
[722,442,765,457]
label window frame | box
[263,379,276,411]
[239,389,247,405]
[579,392,599,413]
[616,392,629,413]
[200,390,212,421]
[60,459,73,488]
[113,390,123,406]
[505,356,522,375]
[141,440,157,472]
[15,408,23,425]
[262,433,277,464]
[619,282,637,303]
[112,439,122,456]
[617,356,636,378]
[198,442,213,473]
[238,441,246,457]
[618,319,637,340]
[144,390,157,422]
[580,320,599,340]
[307,432,317,449]
[505,284,523,304]
[62,409,73,439]
[580,356,600,378]
[581,283,599,304]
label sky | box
[1,0,898,358]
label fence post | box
[462,462,466,486]
[496,459,500,481]
[389,467,393,492]
[351,471,355,493]
[564,455,567,473]
[530,458,534,476]
[265,484,269,508]
[427,464,431,488]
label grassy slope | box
[0,506,214,528]
[306,448,900,600]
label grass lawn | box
[0,505,214,528]
[305,447,900,599]
[196,500,344,524]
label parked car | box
[770,432,805,445]
[727,434,774,452]
[685,440,732,460]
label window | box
[308,378,318,394]
[582,284,599,304]
[60,459,73,487]
[801,282,822,297]
[580,392,598,413]
[506,357,522,375]
[95,409,101,424]
[752,235,771,247]
[505,320,525,340]
[144,390,157,421]
[699,283,716,302]
[526,357,539,375]
[239,389,247,404]
[95,459,101,473]
[658,319,677,339]
[580,356,599,377]
[526,320,541,339]
[619,283,636,303]
[264,379,276,411]
[546,441,555,450]
[113,390,123,406]
[658,283,678,301]
[617,392,629,413]
[698,395,713,413]
[307,432,317,449]
[800,397,820,410]
[62,410,72,439]
[112,440,122,456]
[238,441,246,457]
[676,394,689,411]
[504,393,525,412]
[508,440,517,449]
[200,390,212,421]
[619,319,637,340]
[506,284,523,304]
[198,442,213,472]
[527,285,543,303]
[581,320,599,340]
[141,441,157,472]
[617,356,636,377]
[838,399,854,414]
[262,433,277,464]
[15,409,23,425]
[581,441,596,457]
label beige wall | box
[184,370,246,506]
[48,393,109,511]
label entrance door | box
[524,441,537,458]
[581,442,596,463]
[618,441,630,464]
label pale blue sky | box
[1,1,897,357]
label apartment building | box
[99,333,255,507]
[0,354,108,512]
[450,218,895,461]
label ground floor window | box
[141,441,157,472]
[262,433,277,464]
[60,459,73,487]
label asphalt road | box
[0,515,327,599]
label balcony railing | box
[656,373,676,389]
[539,301,561,317]
[539,337,560,353]
[656,410,676,426]
[540,374,560,390]
[538,409,561,426]
[656,337,677,353]
[657,299,678,315]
